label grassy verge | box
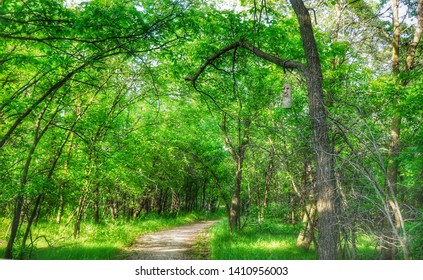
[209,220,317,260]
[0,218,8,258]
[208,220,379,260]
[0,211,223,260]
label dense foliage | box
[0,0,422,259]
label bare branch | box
[185,39,305,84]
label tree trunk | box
[4,195,23,259]
[289,0,338,259]
[221,111,249,233]
[4,108,50,258]
[260,145,275,222]
[296,204,317,250]
[381,0,422,260]
[201,179,207,211]
[56,193,65,224]
[230,154,244,232]
[380,0,399,250]
[171,189,180,214]
[296,160,316,249]
[19,194,43,259]
[93,186,100,223]
[383,114,401,259]
[5,141,36,259]
[73,195,86,238]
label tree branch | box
[185,39,305,85]
[184,42,240,83]
[237,39,306,72]
[0,62,89,149]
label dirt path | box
[122,220,219,260]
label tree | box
[382,0,422,260]
[2,0,421,261]
[186,0,338,259]
[1,0,190,259]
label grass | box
[209,220,317,260]
[208,220,380,260]
[0,218,8,258]
[351,234,380,260]
[0,211,223,260]
[0,212,389,260]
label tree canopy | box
[1,0,422,260]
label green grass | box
[209,220,317,260]
[0,218,8,258]
[208,220,380,260]
[351,234,380,260]
[0,212,387,260]
[0,211,222,260]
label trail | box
[123,220,219,260]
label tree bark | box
[19,194,43,259]
[260,145,275,222]
[297,204,317,250]
[73,195,86,238]
[56,137,73,224]
[230,156,243,232]
[289,0,338,259]
[221,112,249,232]
[93,186,100,224]
[4,195,23,259]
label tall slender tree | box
[187,0,338,259]
[382,0,422,260]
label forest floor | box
[120,219,220,260]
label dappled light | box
[0,0,422,261]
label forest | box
[0,0,422,260]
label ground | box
[121,220,219,260]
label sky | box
[64,0,244,10]
[63,0,417,26]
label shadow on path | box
[122,220,220,260]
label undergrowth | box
[0,211,221,260]
[208,219,380,260]
[209,220,317,260]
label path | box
[123,220,219,260]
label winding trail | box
[123,220,219,260]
